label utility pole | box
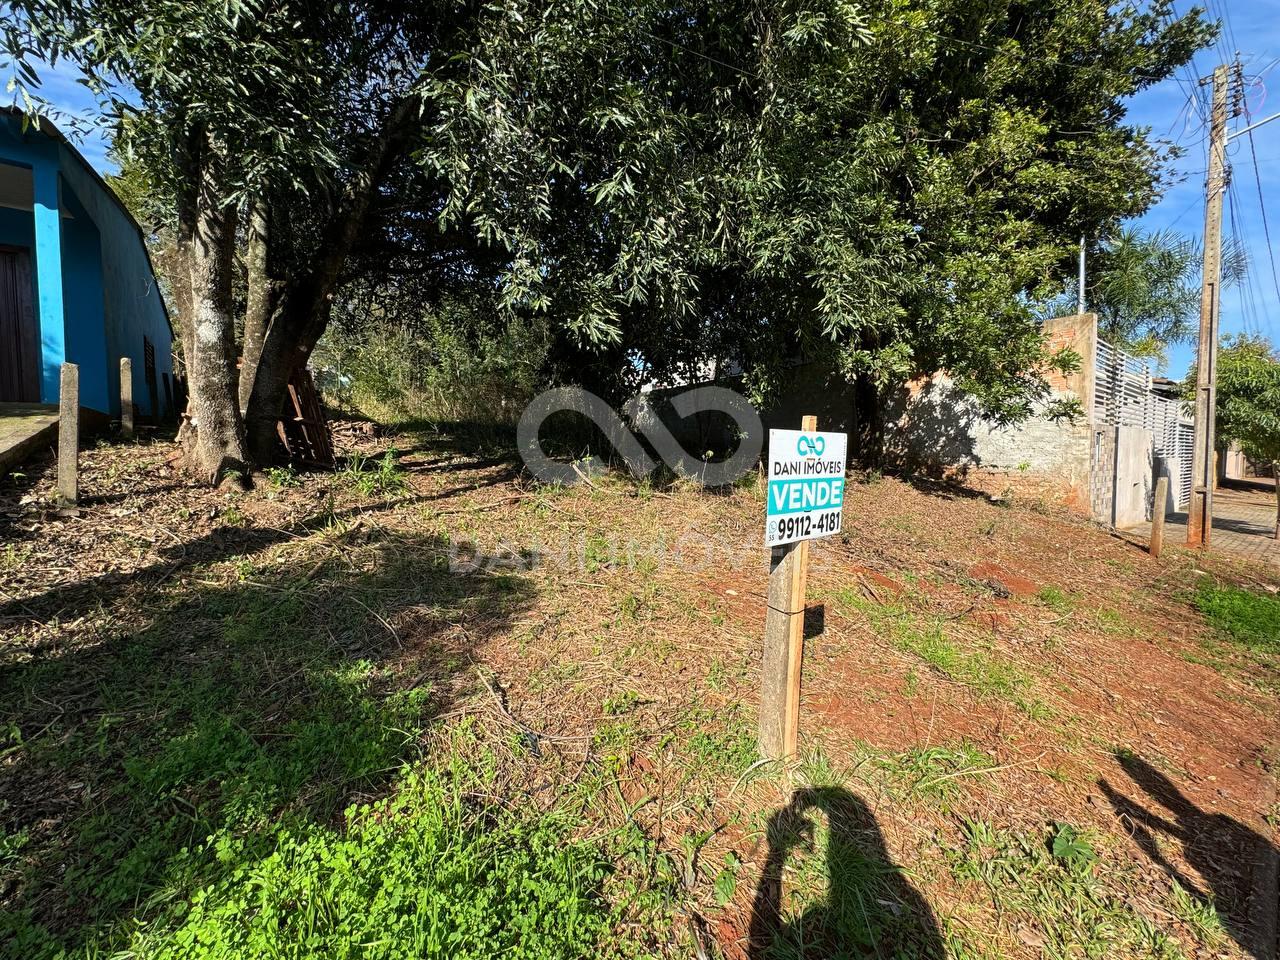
[1077,236,1086,314]
[1188,64,1230,547]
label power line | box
[1244,113,1280,317]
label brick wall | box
[882,314,1098,514]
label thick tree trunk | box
[239,199,276,412]
[184,140,249,486]
[240,93,423,467]
[173,129,200,456]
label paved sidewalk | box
[0,403,58,475]
[1132,481,1280,566]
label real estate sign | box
[765,430,848,547]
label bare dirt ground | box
[2,428,1278,959]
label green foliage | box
[265,464,301,489]
[342,449,408,498]
[1050,822,1097,873]
[884,743,994,803]
[1036,585,1075,614]
[1198,334,1280,467]
[427,0,1213,416]
[315,301,550,427]
[1194,580,1280,652]
[951,819,1191,958]
[1046,228,1247,362]
[135,768,613,960]
[9,0,1215,425]
[0,529,675,959]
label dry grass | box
[1,426,1277,959]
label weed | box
[713,850,742,905]
[265,464,302,489]
[343,448,408,497]
[883,743,993,803]
[1168,880,1226,947]
[219,502,246,526]
[1194,581,1280,652]
[602,690,641,716]
[951,819,1192,958]
[902,669,920,697]
[1036,586,1075,614]
[0,543,33,572]
[833,591,1037,709]
[1096,608,1131,635]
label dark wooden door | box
[0,245,39,402]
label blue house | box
[0,109,174,419]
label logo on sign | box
[796,435,825,457]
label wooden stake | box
[120,356,134,440]
[57,363,79,506]
[1150,476,1168,558]
[759,413,816,761]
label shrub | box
[314,297,550,427]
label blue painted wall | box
[0,120,64,402]
[58,142,173,417]
[0,114,173,416]
[59,183,109,412]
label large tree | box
[5,0,1214,480]
[430,0,1213,425]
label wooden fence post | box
[57,363,79,506]
[1150,476,1169,558]
[120,357,134,440]
[759,413,816,761]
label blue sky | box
[23,2,1280,379]
[1125,1,1280,376]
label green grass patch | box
[881,743,993,804]
[1194,580,1280,651]
[0,529,675,958]
[834,590,1041,714]
[951,819,1194,959]
[1036,586,1075,614]
[342,448,409,497]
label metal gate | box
[1094,339,1192,512]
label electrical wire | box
[1243,100,1280,322]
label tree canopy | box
[1045,226,1248,363]
[1211,334,1280,466]
[3,0,1216,479]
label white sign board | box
[765,430,848,547]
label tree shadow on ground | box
[1099,752,1276,959]
[749,786,944,959]
[0,525,534,955]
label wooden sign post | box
[759,414,817,761]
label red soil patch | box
[969,560,1040,597]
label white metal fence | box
[1094,339,1192,511]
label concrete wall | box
[1113,425,1154,528]
[882,314,1097,512]
[58,143,172,417]
[0,114,173,416]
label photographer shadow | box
[749,786,944,959]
